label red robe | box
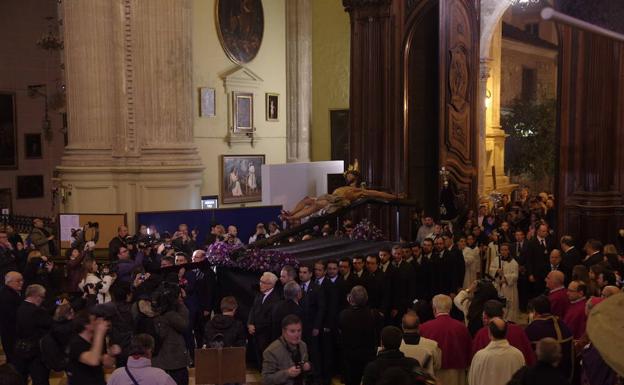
[420,314,472,370]
[563,298,587,339]
[471,322,536,365]
[548,287,570,319]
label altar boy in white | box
[468,318,525,385]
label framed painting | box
[216,0,264,64]
[266,93,279,121]
[16,175,44,199]
[221,154,265,204]
[232,91,254,133]
[0,93,17,169]
[24,133,43,158]
[199,87,216,117]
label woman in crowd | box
[78,258,114,304]
[64,247,85,295]
[454,278,500,335]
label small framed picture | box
[221,154,265,204]
[266,93,279,121]
[24,133,42,158]
[16,175,44,199]
[232,91,254,133]
[199,87,216,117]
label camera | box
[86,221,99,228]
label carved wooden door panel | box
[438,0,479,208]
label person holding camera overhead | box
[262,314,311,385]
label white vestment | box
[489,257,520,323]
[399,337,442,377]
[468,340,525,385]
[462,246,480,288]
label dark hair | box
[379,247,391,254]
[281,314,302,329]
[72,310,92,333]
[220,296,238,312]
[314,259,327,269]
[339,257,351,266]
[109,281,131,303]
[128,334,155,356]
[366,254,381,264]
[483,299,504,318]
[467,280,500,333]
[488,320,508,340]
[281,265,297,279]
[326,259,338,267]
[352,255,364,263]
[161,256,175,265]
[528,295,551,315]
[560,235,574,247]
[381,326,403,350]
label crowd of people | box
[0,187,623,385]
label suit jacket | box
[361,270,389,312]
[563,247,582,268]
[0,286,21,333]
[299,281,325,336]
[390,261,416,312]
[447,246,465,293]
[582,252,603,269]
[511,241,529,266]
[271,299,304,341]
[248,289,281,332]
[338,306,381,360]
[526,237,555,280]
[412,255,432,300]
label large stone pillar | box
[57,0,203,230]
[286,0,312,162]
[483,22,515,194]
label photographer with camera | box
[171,224,196,255]
[262,314,311,385]
[78,257,115,304]
[133,281,190,385]
[109,226,132,262]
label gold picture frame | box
[266,93,279,121]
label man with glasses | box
[248,272,280,369]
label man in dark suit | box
[247,271,281,369]
[351,255,366,282]
[320,259,342,385]
[548,249,572,285]
[430,237,451,296]
[271,281,304,340]
[512,229,530,311]
[389,245,416,324]
[362,255,388,314]
[526,224,555,298]
[0,271,23,364]
[560,235,582,268]
[443,234,465,294]
[414,238,434,300]
[299,264,325,384]
[581,239,604,269]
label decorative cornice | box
[342,0,392,12]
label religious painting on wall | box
[199,87,216,117]
[16,175,44,199]
[216,0,264,64]
[0,93,17,169]
[221,154,264,204]
[266,93,278,121]
[24,133,43,159]
[232,91,254,133]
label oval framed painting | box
[216,0,264,65]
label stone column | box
[285,0,312,162]
[57,0,203,230]
[478,59,491,197]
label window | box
[521,67,537,101]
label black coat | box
[300,281,325,336]
[526,237,555,281]
[509,361,571,385]
[412,255,432,300]
[319,277,341,331]
[248,289,281,333]
[563,247,582,268]
[0,285,21,332]
[511,241,530,266]
[271,299,304,340]
[361,349,420,385]
[338,306,381,360]
[582,252,604,269]
[204,314,246,347]
[15,301,53,358]
[389,261,416,312]
[447,246,465,293]
[361,270,388,312]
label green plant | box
[502,98,556,186]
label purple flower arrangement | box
[349,219,385,241]
[207,241,299,272]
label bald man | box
[0,271,23,363]
[546,270,569,319]
[468,317,525,385]
[601,285,621,298]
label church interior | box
[1,0,623,384]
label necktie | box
[302,283,307,293]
